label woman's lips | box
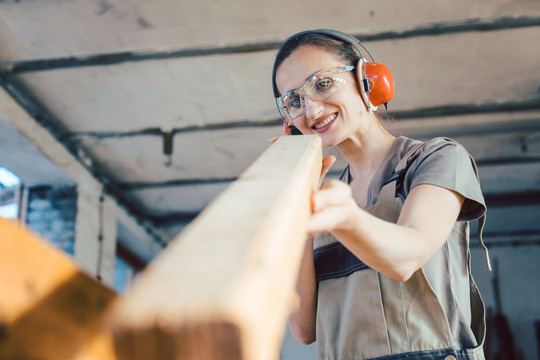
[312,113,337,133]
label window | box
[0,167,20,219]
[115,241,146,293]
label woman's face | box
[275,45,368,147]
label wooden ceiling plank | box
[1,0,540,61]
[2,15,540,74]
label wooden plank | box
[110,135,322,360]
[0,218,117,360]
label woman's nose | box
[303,96,324,120]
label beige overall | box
[313,143,489,360]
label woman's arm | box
[288,236,317,344]
[308,181,465,282]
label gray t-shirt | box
[341,136,486,220]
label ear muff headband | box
[272,29,395,134]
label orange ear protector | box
[273,29,395,135]
[356,58,395,113]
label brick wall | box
[26,185,77,256]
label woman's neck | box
[337,117,396,181]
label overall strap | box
[384,141,425,189]
[395,142,425,174]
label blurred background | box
[1,0,539,358]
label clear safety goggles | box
[276,65,355,120]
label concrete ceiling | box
[1,0,540,244]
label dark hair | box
[272,33,360,98]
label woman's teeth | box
[314,114,337,129]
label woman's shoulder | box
[392,136,458,155]
[421,136,468,155]
[401,136,472,167]
[403,136,486,220]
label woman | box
[272,29,491,360]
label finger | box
[311,181,352,211]
[269,136,279,144]
[320,155,336,181]
[307,206,344,235]
[318,179,350,193]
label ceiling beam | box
[2,16,539,74]
[118,177,237,190]
[68,119,282,139]
[0,74,165,249]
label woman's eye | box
[315,78,333,92]
[287,95,301,109]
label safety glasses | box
[276,65,355,120]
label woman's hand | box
[308,180,357,236]
[319,155,336,184]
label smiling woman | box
[272,29,491,360]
